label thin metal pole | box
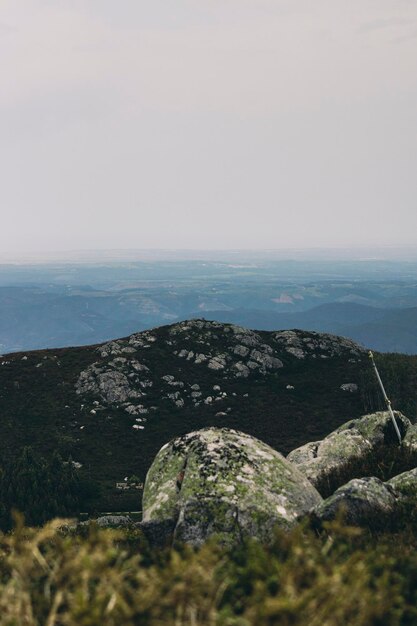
[368,350,402,444]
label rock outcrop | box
[336,411,410,445]
[388,467,417,499]
[287,411,411,488]
[142,427,322,546]
[273,330,363,360]
[93,515,133,528]
[312,477,398,528]
[402,424,417,451]
[312,467,417,529]
[74,320,364,424]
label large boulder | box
[287,411,411,489]
[142,427,322,546]
[312,477,398,528]
[388,467,417,499]
[336,411,410,445]
[287,430,372,488]
[402,424,417,452]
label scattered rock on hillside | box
[76,366,144,404]
[142,427,322,546]
[340,383,358,393]
[98,514,133,527]
[73,319,366,446]
[273,330,364,360]
[287,411,411,488]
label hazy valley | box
[3,254,417,354]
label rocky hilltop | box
[75,320,363,417]
[0,319,415,511]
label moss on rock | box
[142,427,322,545]
[403,424,417,452]
[312,477,398,528]
[288,411,411,489]
[388,467,417,499]
[336,411,410,445]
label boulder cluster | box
[287,410,411,487]
[139,411,417,546]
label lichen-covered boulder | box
[312,477,398,528]
[287,411,410,488]
[142,427,322,546]
[336,411,410,445]
[402,424,417,452]
[287,430,372,487]
[388,468,417,499]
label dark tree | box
[0,447,85,530]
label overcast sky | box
[1,0,416,254]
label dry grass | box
[1,515,417,625]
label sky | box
[1,0,417,254]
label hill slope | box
[1,319,417,510]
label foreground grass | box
[1,517,417,625]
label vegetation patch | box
[0,447,98,531]
[1,518,417,625]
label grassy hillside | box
[1,319,416,511]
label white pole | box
[368,351,402,444]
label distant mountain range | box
[3,289,417,355]
[3,258,417,354]
[205,303,417,354]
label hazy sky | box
[1,0,417,253]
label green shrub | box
[1,518,417,625]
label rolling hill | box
[1,319,417,511]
